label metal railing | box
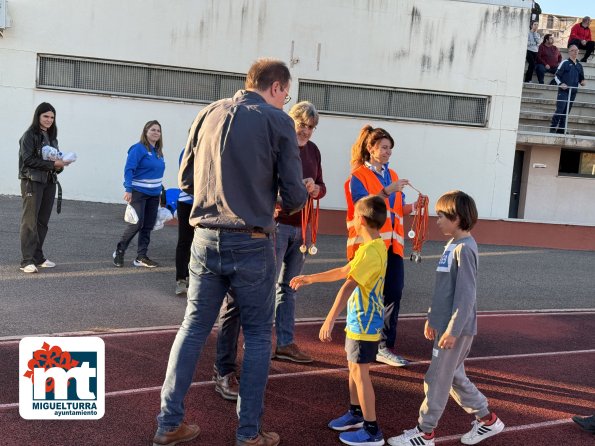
[519,84,595,138]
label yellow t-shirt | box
[345,238,387,341]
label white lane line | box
[1,309,594,343]
[435,418,573,443]
[0,249,547,277]
[0,266,176,281]
[306,249,549,264]
[1,349,593,411]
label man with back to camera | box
[152,58,307,446]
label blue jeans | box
[117,190,159,257]
[534,64,557,85]
[216,292,241,376]
[157,227,276,441]
[274,223,308,347]
[550,88,577,131]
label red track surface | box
[1,312,594,445]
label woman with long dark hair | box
[113,120,166,268]
[524,21,541,82]
[345,125,416,367]
[18,102,70,273]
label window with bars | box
[298,80,489,127]
[37,54,246,103]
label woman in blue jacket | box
[113,120,166,268]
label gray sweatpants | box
[418,335,490,432]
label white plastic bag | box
[61,152,77,163]
[41,145,61,161]
[153,207,173,231]
[124,204,139,224]
[41,145,77,163]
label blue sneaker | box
[328,411,364,431]
[339,427,385,446]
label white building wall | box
[0,0,528,218]
[523,147,595,224]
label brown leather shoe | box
[235,430,280,446]
[213,371,239,401]
[153,422,200,446]
[274,343,313,363]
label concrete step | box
[525,72,595,84]
[521,83,595,100]
[519,113,595,137]
[525,51,595,78]
[520,110,595,125]
[521,98,595,118]
[518,123,595,138]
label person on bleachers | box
[568,16,594,63]
[531,1,541,24]
[535,34,562,84]
[524,21,541,83]
[550,45,586,134]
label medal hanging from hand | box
[406,184,429,263]
[300,196,320,255]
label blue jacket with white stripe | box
[177,149,193,204]
[123,142,165,196]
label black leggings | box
[568,39,595,61]
[20,179,56,267]
[524,50,537,82]
[175,201,194,280]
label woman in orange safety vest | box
[345,125,415,367]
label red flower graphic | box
[23,342,80,392]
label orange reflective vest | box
[345,165,405,260]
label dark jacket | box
[555,58,585,88]
[179,89,307,233]
[18,129,60,183]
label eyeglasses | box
[297,122,316,131]
[284,94,291,105]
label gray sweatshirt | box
[527,31,541,53]
[179,90,308,233]
[427,236,478,337]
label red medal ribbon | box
[301,197,320,253]
[411,194,429,255]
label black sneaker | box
[113,249,124,267]
[133,255,158,268]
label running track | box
[1,311,594,445]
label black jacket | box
[18,129,61,183]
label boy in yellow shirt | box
[291,195,388,446]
